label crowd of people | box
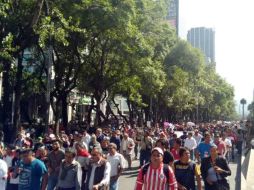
[0,122,245,190]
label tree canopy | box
[0,0,237,141]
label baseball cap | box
[152,147,164,156]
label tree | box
[0,0,45,142]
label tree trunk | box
[61,93,69,134]
[54,99,61,136]
[2,61,12,143]
[12,51,24,142]
[94,94,102,127]
[112,98,128,124]
[87,97,95,126]
[127,99,134,125]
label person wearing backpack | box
[174,147,202,190]
[134,147,177,190]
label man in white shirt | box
[86,147,111,190]
[193,130,203,145]
[120,133,134,169]
[107,143,126,190]
[222,133,232,162]
[81,129,91,150]
[184,132,197,160]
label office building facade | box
[167,0,179,35]
[187,27,215,63]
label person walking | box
[139,132,153,167]
[174,147,202,190]
[47,140,65,190]
[120,133,134,169]
[184,132,197,160]
[135,147,177,190]
[85,147,111,190]
[201,144,231,190]
[57,149,82,190]
[107,143,126,190]
[15,149,48,190]
[196,132,213,162]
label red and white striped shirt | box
[135,164,177,190]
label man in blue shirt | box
[16,149,47,190]
[196,132,213,161]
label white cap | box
[152,147,164,156]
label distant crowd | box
[0,122,246,190]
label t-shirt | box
[174,160,198,190]
[107,153,126,177]
[170,148,180,160]
[197,142,212,159]
[135,164,177,190]
[19,159,47,190]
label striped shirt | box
[135,164,177,190]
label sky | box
[178,0,254,113]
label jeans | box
[47,175,58,190]
[110,177,119,190]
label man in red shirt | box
[135,147,177,190]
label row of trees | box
[0,0,236,142]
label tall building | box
[187,27,215,63]
[167,0,179,35]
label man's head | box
[20,149,34,164]
[64,149,76,164]
[90,147,102,163]
[52,140,61,151]
[179,147,190,162]
[188,132,193,139]
[150,147,164,167]
[108,143,117,155]
[204,132,211,144]
[101,137,110,148]
[123,133,128,140]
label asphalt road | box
[118,155,240,190]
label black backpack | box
[141,163,170,182]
